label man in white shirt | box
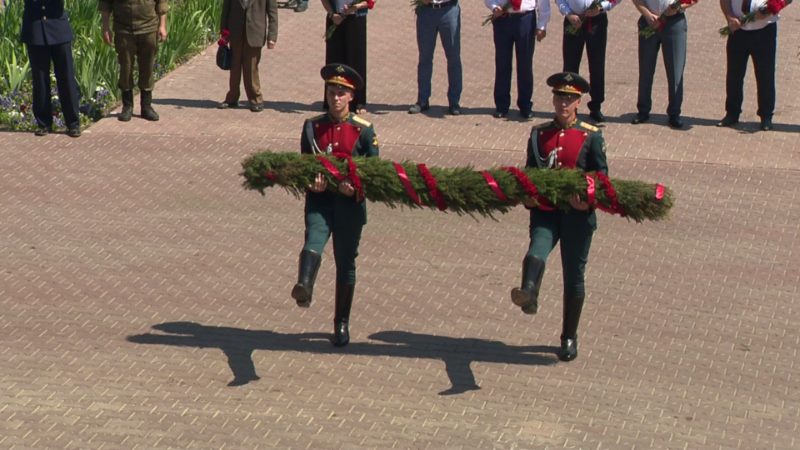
[718,0,785,131]
[631,0,694,129]
[485,0,550,119]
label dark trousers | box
[325,15,367,109]
[562,13,607,113]
[724,22,776,120]
[26,42,81,130]
[114,32,158,91]
[303,194,365,285]
[492,11,536,114]
[526,210,595,299]
[636,14,687,118]
[225,32,264,105]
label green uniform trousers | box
[303,192,366,285]
[526,209,595,299]
[114,31,158,91]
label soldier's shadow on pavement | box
[126,321,558,395]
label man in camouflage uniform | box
[99,0,168,122]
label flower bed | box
[0,0,221,131]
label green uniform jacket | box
[301,112,379,225]
[98,0,168,35]
[526,118,608,228]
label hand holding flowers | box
[482,2,510,26]
[565,0,607,35]
[719,0,792,36]
[639,0,697,39]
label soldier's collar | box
[327,111,351,124]
[552,117,578,130]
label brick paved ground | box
[1,3,799,449]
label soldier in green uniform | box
[99,0,169,122]
[511,72,608,362]
[291,64,379,347]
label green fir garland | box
[241,152,673,222]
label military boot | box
[332,283,355,347]
[291,250,321,308]
[140,90,159,121]
[118,90,133,122]
[510,255,545,314]
[558,293,585,362]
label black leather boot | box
[118,90,133,122]
[140,90,159,121]
[510,256,545,314]
[332,283,355,347]
[559,294,585,361]
[291,250,321,308]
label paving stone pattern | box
[1,2,799,449]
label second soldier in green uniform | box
[291,64,379,347]
[511,72,609,362]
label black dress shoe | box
[630,114,649,125]
[218,101,237,109]
[493,110,507,119]
[558,337,578,361]
[448,105,461,116]
[249,103,263,112]
[668,116,684,129]
[332,321,349,347]
[67,127,82,138]
[717,115,739,127]
[408,102,430,114]
[520,110,535,119]
[760,118,773,131]
[589,110,605,123]
[34,127,50,136]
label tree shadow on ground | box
[127,321,558,395]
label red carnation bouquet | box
[639,0,697,39]
[218,29,230,47]
[719,0,792,36]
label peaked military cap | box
[320,63,364,91]
[547,72,590,96]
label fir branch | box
[241,152,674,222]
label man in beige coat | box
[219,0,278,112]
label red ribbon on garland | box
[417,163,447,211]
[655,183,665,201]
[500,166,555,210]
[481,171,509,202]
[345,157,365,200]
[595,172,624,216]
[317,155,365,200]
[316,155,345,181]
[585,174,596,207]
[393,162,422,205]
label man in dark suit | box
[20,0,81,137]
[219,0,279,112]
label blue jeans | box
[415,3,462,107]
